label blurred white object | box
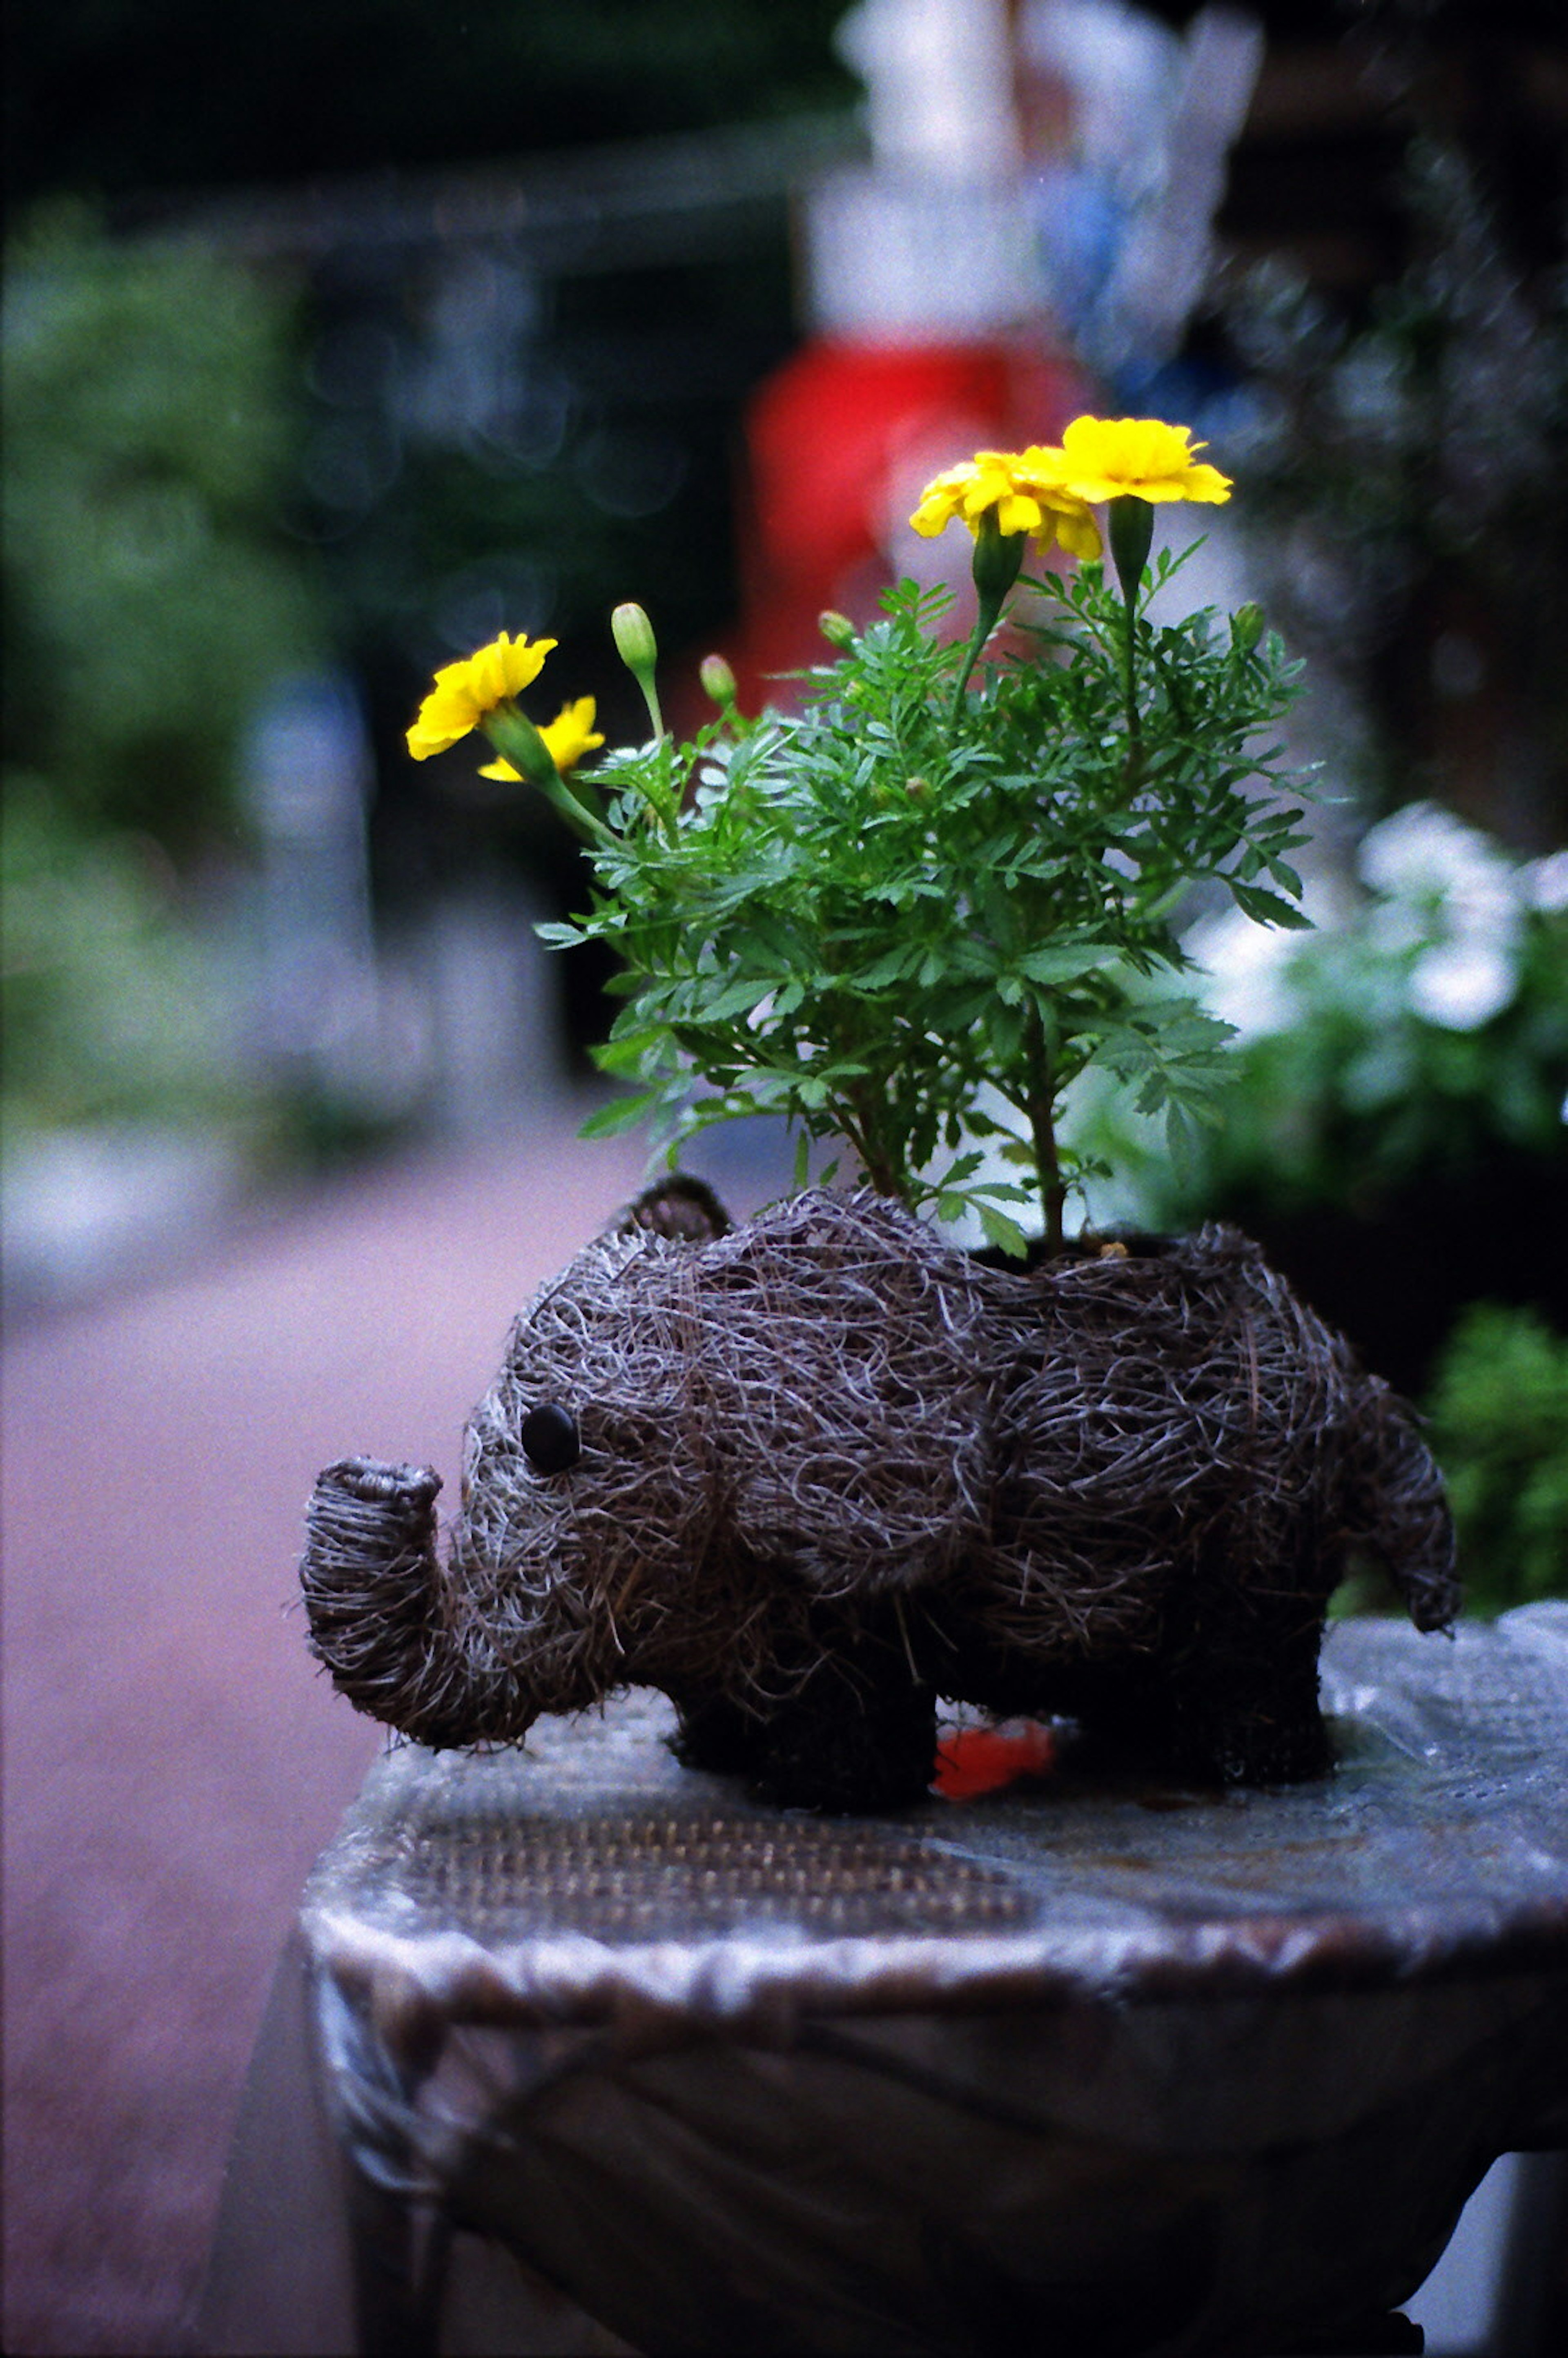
[1406,938,1518,1031]
[805,0,1261,358]
[1357,799,1519,909]
[808,0,1034,339]
[1186,801,1558,1048]
[803,174,1040,338]
[1522,847,1568,912]
[1024,2,1262,374]
[241,670,379,1068]
[836,0,1021,175]
[1359,801,1525,1031]
[1184,878,1347,1039]
[1022,0,1181,196]
[1095,6,1264,367]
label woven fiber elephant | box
[301,1183,1457,1811]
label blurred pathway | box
[2,1112,670,2356]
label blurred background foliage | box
[1217,130,1568,848]
[2,0,861,1168]
[1068,803,1568,1395]
[1425,1303,1568,1614]
[2,776,255,1139]
[3,204,322,855]
[1064,794,1568,1611]
[2,205,324,1152]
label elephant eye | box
[521,1402,581,1475]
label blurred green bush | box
[1,776,255,1143]
[1068,804,1568,1401]
[1424,1303,1568,1613]
[1175,808,1568,1219]
[1219,135,1568,849]
[1067,802,1568,1605]
[3,201,322,855]
[2,205,326,1150]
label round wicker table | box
[198,1607,1568,2356]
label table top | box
[301,1605,1568,2046]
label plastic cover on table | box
[301,1608,1568,2356]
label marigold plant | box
[410,415,1309,1254]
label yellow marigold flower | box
[479,697,605,780]
[1042,415,1232,506]
[540,696,605,770]
[406,631,557,760]
[910,450,1103,560]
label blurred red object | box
[932,1716,1058,1801]
[676,332,1096,723]
[749,342,1013,596]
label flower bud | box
[904,775,930,803]
[699,653,738,711]
[971,508,1026,627]
[611,601,664,737]
[1108,495,1155,608]
[612,602,658,678]
[818,610,857,651]
[1231,602,1265,656]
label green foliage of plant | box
[2,203,321,854]
[546,553,1307,1252]
[1425,1304,1568,1611]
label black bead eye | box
[521,1402,581,1475]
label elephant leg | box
[669,1601,938,1814]
[666,1690,759,1779]
[744,1661,938,1814]
[1161,1549,1332,1787]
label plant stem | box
[949,613,991,723]
[839,1095,902,1199]
[1029,1101,1067,1256]
[1022,1008,1067,1255]
[1122,594,1141,748]
[951,510,1026,725]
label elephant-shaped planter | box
[301,1183,1458,1812]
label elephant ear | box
[609,1173,732,1245]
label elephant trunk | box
[301,1457,529,1748]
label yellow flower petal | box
[909,449,1101,558]
[1049,499,1105,561]
[1042,415,1232,506]
[909,463,980,538]
[539,697,605,773]
[992,486,1045,537]
[405,631,558,759]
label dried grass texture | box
[303,1187,1458,1767]
[979,1228,1458,1658]
[450,1189,1009,1723]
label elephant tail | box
[301,1456,495,1746]
[1341,1381,1461,1631]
